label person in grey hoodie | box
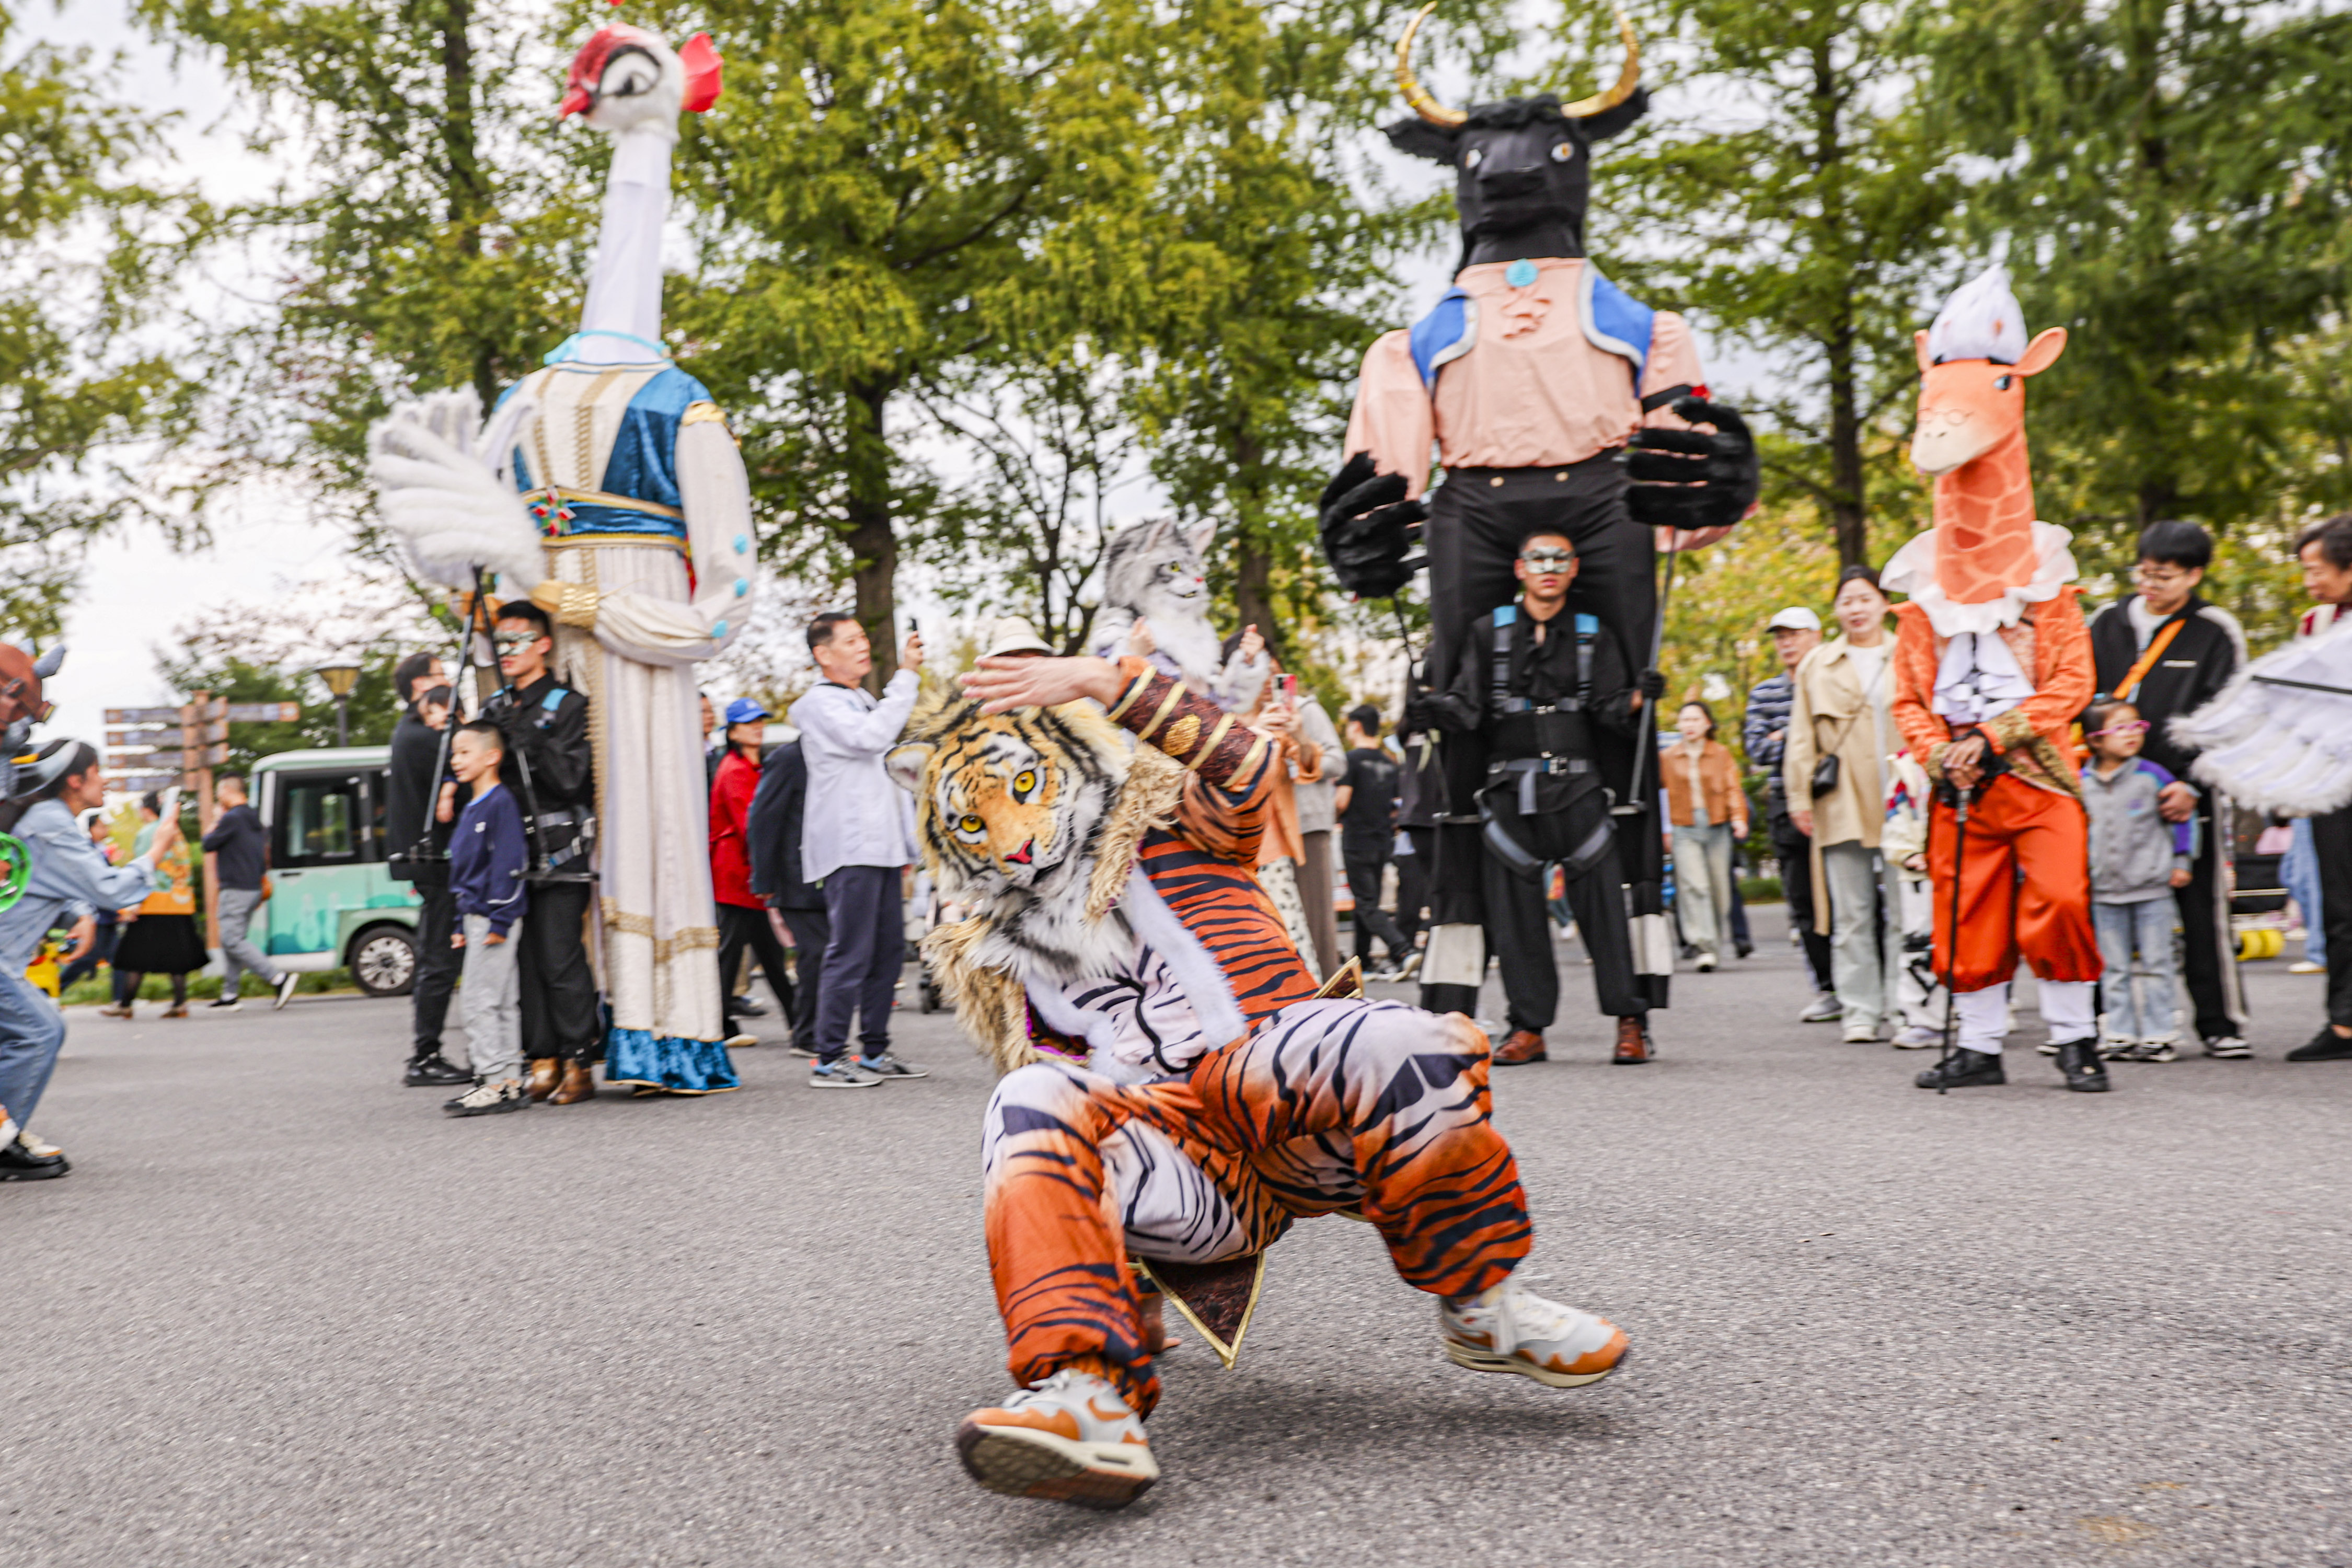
[2080,698,2196,1062]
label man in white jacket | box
[790,612,929,1088]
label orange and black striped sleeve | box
[1105,657,1267,787]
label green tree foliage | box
[136,0,591,533]
[0,8,189,639]
[1597,0,1954,570]
[674,0,1185,683]
[1920,0,2352,546]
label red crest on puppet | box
[559,25,722,118]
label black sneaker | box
[731,995,768,1017]
[2055,1038,2111,1092]
[273,972,301,1010]
[2286,1027,2352,1062]
[206,996,242,1011]
[405,1053,472,1087]
[444,1079,529,1116]
[1915,1047,2005,1089]
[0,1139,69,1181]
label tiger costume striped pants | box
[982,1000,1532,1416]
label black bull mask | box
[1385,91,1648,267]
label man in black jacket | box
[1420,527,1665,1067]
[480,603,599,1103]
[2086,520,2251,1057]
[385,650,467,1086]
[746,737,826,1056]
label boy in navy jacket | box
[445,722,531,1116]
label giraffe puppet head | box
[1909,266,2067,608]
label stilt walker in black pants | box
[1317,12,1757,1062]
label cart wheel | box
[349,924,419,997]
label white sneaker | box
[442,1078,528,1117]
[273,972,300,1010]
[16,1125,61,1158]
[809,1058,884,1089]
[1890,1024,1942,1050]
[2289,960,2325,975]
[1694,954,1717,973]
[955,1367,1159,1508]
[723,1033,758,1049]
[2202,1035,2253,1059]
[1799,994,1842,1024]
[1438,1277,1629,1388]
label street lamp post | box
[315,665,362,748]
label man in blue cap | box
[711,697,794,1045]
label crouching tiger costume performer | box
[892,653,1629,1510]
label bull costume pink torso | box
[1317,3,1759,1052]
[900,655,1629,1508]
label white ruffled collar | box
[1879,521,2078,639]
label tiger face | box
[887,700,1127,898]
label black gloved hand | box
[1621,397,1760,534]
[1401,690,1444,736]
[1317,451,1427,599]
[1636,667,1666,701]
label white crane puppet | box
[367,21,753,1095]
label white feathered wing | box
[2171,617,2352,815]
[366,388,548,592]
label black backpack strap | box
[1491,606,1520,715]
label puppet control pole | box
[1934,785,1969,1096]
[1624,534,1684,814]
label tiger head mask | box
[887,689,1183,985]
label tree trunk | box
[1229,433,1278,656]
[1811,42,1869,571]
[1825,318,1868,569]
[437,0,497,413]
[844,379,900,691]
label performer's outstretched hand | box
[1623,396,1760,538]
[961,654,1123,715]
[1317,452,1426,599]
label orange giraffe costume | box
[1880,266,2106,1091]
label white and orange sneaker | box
[1439,1278,1629,1388]
[954,1367,1160,1509]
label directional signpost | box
[102,695,302,951]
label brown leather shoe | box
[1492,1029,1548,1066]
[525,1057,562,1101]
[549,1060,596,1105]
[1612,1017,1653,1065]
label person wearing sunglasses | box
[2084,519,2251,1058]
[1417,527,1667,1067]
[477,603,613,1104]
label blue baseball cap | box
[724,697,770,725]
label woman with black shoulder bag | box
[1784,567,1904,1043]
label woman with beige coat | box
[1784,567,1904,1041]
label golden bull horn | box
[1394,2,1641,128]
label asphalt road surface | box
[8,907,2350,1566]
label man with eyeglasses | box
[1420,528,1666,1066]
[480,603,606,1104]
[2085,520,2251,1058]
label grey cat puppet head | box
[1097,516,1220,687]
